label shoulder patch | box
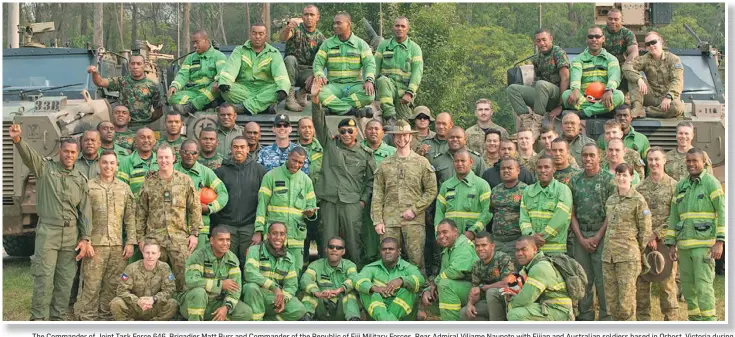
[674,63,683,69]
[121,273,129,281]
[642,209,651,217]
[168,274,175,281]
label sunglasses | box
[339,128,355,135]
[275,123,290,128]
[415,115,431,121]
[328,244,345,250]
[181,150,199,155]
[644,40,658,47]
[587,34,603,40]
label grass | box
[2,257,726,321]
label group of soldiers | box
[14,5,724,323]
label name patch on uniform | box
[163,191,171,202]
[121,273,129,281]
[643,209,651,216]
[168,274,175,281]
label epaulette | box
[361,143,374,154]
[469,150,481,157]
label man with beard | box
[300,236,361,321]
[97,121,130,157]
[198,127,225,170]
[460,232,515,321]
[76,130,102,179]
[258,114,311,173]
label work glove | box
[219,84,230,93]
[276,90,287,102]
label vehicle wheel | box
[2,234,35,257]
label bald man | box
[244,122,263,159]
[561,113,595,167]
[418,112,453,159]
[168,30,227,114]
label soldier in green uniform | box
[407,106,435,151]
[597,105,651,161]
[155,111,187,163]
[561,114,595,166]
[635,148,679,321]
[665,121,713,182]
[215,104,244,158]
[603,8,639,65]
[666,148,725,321]
[137,145,202,292]
[279,5,326,112]
[117,127,159,198]
[550,138,582,187]
[9,124,93,321]
[77,130,102,179]
[480,129,501,169]
[89,55,163,129]
[353,238,425,321]
[569,144,616,321]
[372,120,437,273]
[600,120,646,177]
[421,219,479,321]
[297,117,325,260]
[362,120,396,264]
[313,102,375,266]
[255,148,318,273]
[75,151,136,321]
[218,23,290,115]
[561,27,624,118]
[481,140,536,188]
[519,155,573,255]
[300,237,361,321]
[98,121,131,157]
[109,240,178,321]
[507,29,570,122]
[242,222,306,321]
[312,12,375,117]
[198,127,225,170]
[506,236,574,321]
[623,32,684,118]
[112,105,137,153]
[465,99,509,156]
[175,140,229,249]
[435,149,492,236]
[375,17,424,121]
[527,126,578,177]
[168,30,227,115]
[603,163,652,321]
[431,127,485,186]
[489,158,528,263]
[417,112,452,158]
[180,226,253,321]
[460,232,516,321]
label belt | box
[39,217,74,227]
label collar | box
[269,142,296,152]
[330,33,358,48]
[323,258,346,273]
[445,235,470,254]
[528,178,559,197]
[217,124,242,133]
[388,37,411,49]
[174,161,202,176]
[377,257,406,273]
[540,44,558,56]
[200,152,221,160]
[131,150,156,164]
[300,138,323,151]
[448,170,478,188]
[197,46,216,58]
[581,47,610,60]
[617,187,637,198]
[243,40,275,53]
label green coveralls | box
[665,172,725,321]
[180,245,253,321]
[242,243,306,321]
[561,48,624,117]
[507,252,574,321]
[16,140,91,321]
[425,235,479,321]
[255,165,318,273]
[219,41,291,114]
[117,151,158,262]
[169,46,227,110]
[375,37,423,120]
[519,179,573,255]
[362,140,397,265]
[174,161,229,249]
[435,171,493,234]
[353,258,425,321]
[300,258,360,320]
[300,139,325,259]
[313,34,376,114]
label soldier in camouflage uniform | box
[215,104,245,158]
[279,5,326,112]
[599,120,646,177]
[569,144,616,321]
[603,163,652,321]
[76,130,102,180]
[75,151,136,321]
[597,106,651,161]
[112,105,137,153]
[635,148,679,321]
[528,127,578,177]
[507,29,570,122]
[137,145,202,292]
[154,111,187,163]
[603,8,639,65]
[551,138,582,187]
[623,32,684,118]
[516,127,537,171]
[489,158,528,265]
[460,232,516,321]
[604,138,641,187]
[297,117,325,260]
[98,121,131,157]
[109,240,178,321]
[89,55,163,129]
[665,121,713,182]
[372,120,437,273]
[465,99,509,156]
[362,120,396,264]
[198,127,225,170]
[257,114,311,173]
[481,129,502,169]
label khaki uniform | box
[109,261,178,321]
[76,154,101,180]
[216,124,244,158]
[75,178,136,321]
[518,152,537,172]
[664,149,713,182]
[601,148,645,178]
[465,123,509,156]
[623,51,685,118]
[137,171,202,292]
[603,189,652,321]
[565,134,595,168]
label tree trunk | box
[117,3,124,50]
[219,4,227,45]
[131,4,137,49]
[183,3,190,53]
[262,3,270,40]
[93,3,103,49]
[198,4,205,32]
[104,5,111,49]
[245,3,251,31]
[80,3,88,37]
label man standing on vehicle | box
[603,8,639,65]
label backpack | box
[541,254,588,301]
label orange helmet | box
[584,82,606,101]
[200,187,218,205]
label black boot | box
[173,102,196,116]
[300,313,314,321]
[233,103,252,115]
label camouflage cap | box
[386,120,418,134]
[409,106,434,121]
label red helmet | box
[200,187,218,205]
[584,82,606,101]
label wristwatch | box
[665,93,673,100]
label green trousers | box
[603,260,640,321]
[627,79,684,118]
[302,292,361,320]
[494,238,520,270]
[382,225,425,275]
[168,87,219,110]
[179,287,253,321]
[376,76,412,120]
[573,230,609,321]
[361,288,417,321]
[317,82,374,115]
[284,56,312,88]
[679,247,716,321]
[109,296,178,321]
[222,224,255,269]
[426,278,473,321]
[241,283,306,321]
[222,82,278,114]
[506,80,561,115]
[460,288,508,321]
[507,302,573,321]
[362,202,380,266]
[561,89,625,117]
[319,200,363,268]
[288,246,304,275]
[30,223,79,320]
[74,245,128,321]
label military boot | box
[173,102,196,116]
[285,88,303,112]
[631,102,646,118]
[296,89,309,107]
[519,112,544,139]
[233,103,252,115]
